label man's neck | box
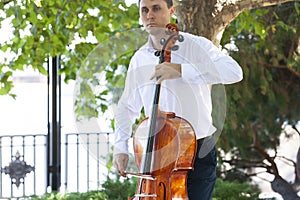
[146,25,170,50]
[149,34,164,50]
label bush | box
[101,174,138,200]
[212,179,260,200]
[15,190,108,200]
[18,177,261,200]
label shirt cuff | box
[113,139,129,155]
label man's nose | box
[147,10,154,19]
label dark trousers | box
[187,138,217,200]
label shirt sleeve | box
[181,36,243,84]
[113,59,143,155]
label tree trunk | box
[271,177,300,200]
[174,0,298,45]
[175,0,228,45]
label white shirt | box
[113,32,243,155]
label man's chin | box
[146,26,165,36]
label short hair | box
[138,0,173,8]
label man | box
[113,0,243,199]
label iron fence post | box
[47,56,62,191]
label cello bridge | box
[134,193,157,198]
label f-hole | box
[159,182,167,200]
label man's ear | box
[170,6,176,16]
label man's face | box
[139,0,175,35]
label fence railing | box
[63,132,112,193]
[0,132,112,199]
[0,134,47,198]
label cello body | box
[132,112,196,200]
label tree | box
[219,3,300,199]
[175,0,298,45]
[1,0,300,198]
[0,0,139,98]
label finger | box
[123,156,129,167]
[150,64,163,80]
[120,171,127,177]
[150,73,156,80]
[156,75,164,84]
[113,157,124,175]
[118,162,127,177]
[113,158,119,171]
[118,167,126,177]
[150,73,163,83]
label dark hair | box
[138,0,173,8]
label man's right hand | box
[113,153,129,177]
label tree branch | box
[205,0,299,44]
[251,121,281,177]
[2,0,13,6]
[235,0,299,12]
[292,124,300,187]
[265,64,300,78]
[251,121,300,198]
[223,158,270,169]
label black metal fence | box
[0,132,112,199]
[63,132,112,193]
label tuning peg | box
[154,51,161,57]
[177,34,184,42]
[170,45,179,51]
[160,38,166,45]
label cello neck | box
[139,82,160,173]
[140,23,180,174]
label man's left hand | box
[150,62,181,84]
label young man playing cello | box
[113,0,243,199]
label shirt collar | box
[140,36,157,54]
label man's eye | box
[142,8,149,13]
[153,6,160,12]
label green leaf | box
[295,2,300,15]
[0,71,13,95]
[37,65,47,75]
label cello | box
[126,23,197,200]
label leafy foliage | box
[74,28,148,120]
[13,190,108,200]
[219,2,300,179]
[0,0,139,97]
[16,177,261,200]
[101,173,138,200]
[212,179,260,200]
